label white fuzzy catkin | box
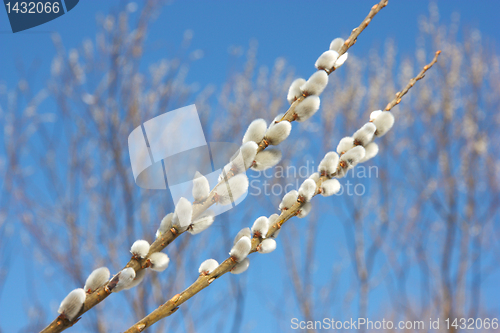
[265,121,291,145]
[156,213,173,239]
[353,122,376,146]
[340,146,366,169]
[318,152,339,175]
[148,252,170,272]
[192,171,210,201]
[330,37,344,52]
[297,202,312,218]
[279,189,298,210]
[232,141,258,171]
[84,267,110,293]
[268,214,281,238]
[258,238,277,254]
[225,141,256,179]
[130,240,150,259]
[218,163,232,182]
[230,258,250,274]
[337,136,354,154]
[111,268,136,293]
[287,78,306,104]
[229,236,251,262]
[334,52,348,68]
[361,142,379,162]
[174,197,192,227]
[315,50,339,70]
[308,172,320,182]
[233,227,252,245]
[294,95,320,122]
[300,70,329,96]
[321,179,341,197]
[126,269,146,290]
[242,119,267,144]
[199,259,219,275]
[58,288,86,320]
[298,179,317,202]
[215,174,249,205]
[324,151,340,161]
[268,213,279,225]
[251,149,282,171]
[369,110,382,121]
[188,212,215,235]
[251,216,269,238]
[372,111,395,137]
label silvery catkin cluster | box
[57,268,110,321]
[56,238,173,321]
[286,37,348,122]
[199,215,281,278]
[329,109,395,178]
[238,119,288,172]
[213,107,396,280]
[231,38,350,173]
[191,38,353,278]
[113,242,171,292]
[216,108,396,280]
[155,191,218,239]
[191,106,394,280]
[129,239,170,273]
[215,87,397,279]
[151,39,351,252]
[226,215,279,275]
[207,171,345,278]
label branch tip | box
[384,50,440,111]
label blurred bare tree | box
[1,2,499,333]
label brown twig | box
[338,1,388,57]
[123,51,440,332]
[384,50,441,111]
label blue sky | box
[1,0,499,91]
[1,1,500,332]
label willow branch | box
[124,50,440,333]
[40,2,391,332]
